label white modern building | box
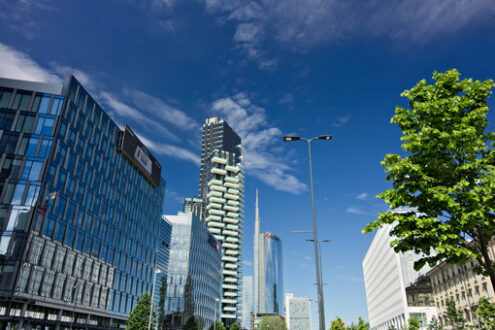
[200,117,245,325]
[362,224,437,330]
[241,276,253,329]
[284,293,311,330]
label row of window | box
[0,88,63,115]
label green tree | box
[126,292,155,330]
[259,315,286,330]
[357,317,369,330]
[408,317,420,330]
[183,316,199,330]
[427,316,442,330]
[477,297,495,329]
[230,322,242,330]
[208,320,226,330]
[444,298,466,330]
[330,316,346,330]
[362,69,495,288]
[387,325,396,330]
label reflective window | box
[51,96,64,115]
[0,89,12,108]
[0,111,15,130]
[0,134,18,154]
[12,92,32,111]
[35,117,54,135]
[21,159,43,181]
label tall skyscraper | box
[362,223,437,330]
[160,212,222,329]
[0,76,166,328]
[284,293,312,330]
[240,275,253,330]
[253,191,283,315]
[198,117,244,326]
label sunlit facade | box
[0,76,166,328]
[199,117,244,325]
[362,224,437,330]
[161,212,222,330]
[284,293,311,330]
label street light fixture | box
[213,298,220,330]
[284,134,332,330]
[148,269,162,330]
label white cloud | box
[356,192,368,200]
[204,0,495,65]
[100,92,179,141]
[0,43,61,83]
[136,133,201,165]
[124,88,200,131]
[346,206,366,215]
[331,116,349,128]
[210,94,307,194]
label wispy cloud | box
[243,260,253,267]
[346,206,366,215]
[203,0,495,66]
[210,93,307,194]
[331,116,350,128]
[356,192,369,200]
[165,190,185,203]
[136,133,201,166]
[124,88,200,131]
[100,92,179,142]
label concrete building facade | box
[363,224,437,329]
[427,238,495,327]
[284,293,311,330]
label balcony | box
[225,177,239,183]
[207,221,224,228]
[212,156,227,164]
[206,203,222,210]
[222,229,238,237]
[209,209,225,216]
[223,205,239,212]
[211,168,227,175]
[210,197,226,204]
[225,165,238,173]
[208,179,223,186]
[224,193,239,200]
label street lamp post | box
[148,269,162,330]
[284,135,332,330]
[306,239,331,287]
[213,298,220,330]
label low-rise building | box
[284,293,311,330]
[427,238,495,327]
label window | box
[33,94,51,114]
[35,117,54,135]
[21,160,43,181]
[0,111,15,130]
[15,113,36,132]
[18,136,39,156]
[38,138,52,158]
[51,96,63,115]
[0,89,12,107]
[12,92,32,110]
[6,206,30,231]
[0,134,18,154]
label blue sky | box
[1,0,495,326]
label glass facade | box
[0,76,166,328]
[258,233,283,315]
[161,212,222,330]
[156,216,172,327]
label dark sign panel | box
[116,125,162,188]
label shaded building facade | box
[0,76,166,328]
[256,232,283,315]
[240,276,253,330]
[161,212,222,329]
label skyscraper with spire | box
[253,190,284,315]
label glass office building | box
[0,76,166,328]
[155,216,172,327]
[161,212,222,330]
[257,233,283,315]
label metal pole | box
[307,139,325,330]
[148,270,158,330]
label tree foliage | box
[330,316,346,330]
[208,320,226,330]
[259,315,286,330]
[477,297,495,329]
[348,317,369,330]
[427,316,442,330]
[183,316,199,330]
[230,322,242,330]
[444,298,466,330]
[126,292,155,330]
[362,69,495,287]
[408,317,420,330]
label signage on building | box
[208,233,220,251]
[116,125,162,188]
